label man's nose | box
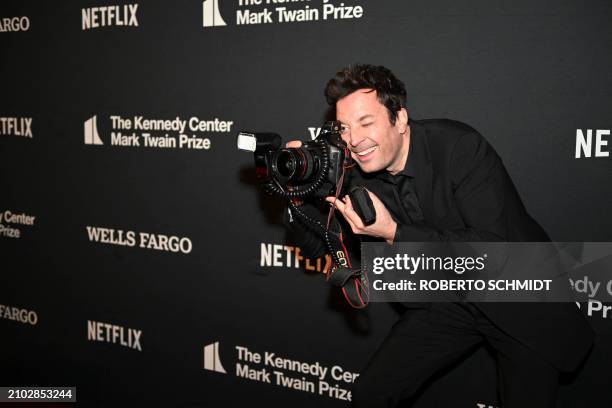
[349,129,366,147]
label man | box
[285,64,594,407]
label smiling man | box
[337,89,409,173]
[325,83,410,244]
[285,64,594,407]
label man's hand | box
[285,141,302,148]
[325,190,397,244]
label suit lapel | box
[409,120,435,224]
[389,182,411,224]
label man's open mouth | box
[354,146,378,158]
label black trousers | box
[351,302,559,408]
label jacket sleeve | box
[394,131,508,242]
[282,202,328,258]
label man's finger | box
[343,196,365,230]
[366,189,384,208]
[325,196,346,212]
[326,197,361,232]
[285,141,303,148]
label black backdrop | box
[1,0,611,406]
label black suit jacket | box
[287,118,594,372]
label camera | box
[237,121,350,199]
[238,121,372,308]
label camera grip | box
[349,186,377,226]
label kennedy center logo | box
[203,341,227,374]
[84,115,103,145]
[202,0,227,27]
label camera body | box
[238,121,350,199]
[238,121,373,308]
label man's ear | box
[396,108,408,134]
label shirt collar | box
[377,121,415,183]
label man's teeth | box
[356,146,377,156]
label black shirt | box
[375,132,425,226]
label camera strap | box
[324,149,369,308]
[287,197,369,308]
[325,230,369,309]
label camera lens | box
[276,150,297,178]
[272,148,316,183]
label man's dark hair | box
[324,64,407,124]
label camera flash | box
[237,132,257,152]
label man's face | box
[336,89,408,174]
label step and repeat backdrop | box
[1,0,611,406]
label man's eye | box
[362,123,372,127]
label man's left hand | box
[325,189,397,244]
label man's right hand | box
[285,141,302,148]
